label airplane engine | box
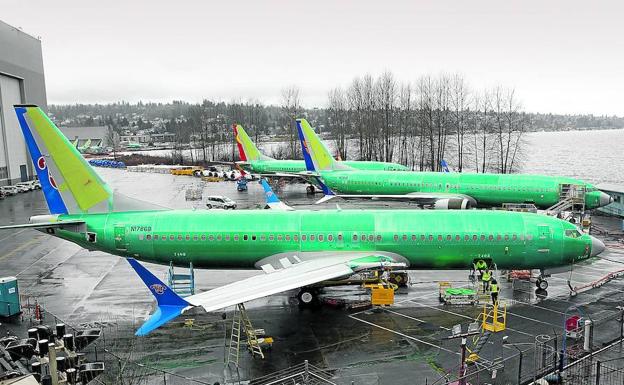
[433,198,472,210]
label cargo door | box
[114,225,128,251]
[537,225,551,253]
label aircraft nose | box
[599,192,613,207]
[590,236,606,257]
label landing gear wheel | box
[306,185,316,195]
[536,278,549,290]
[206,204,212,209]
[193,170,202,177]
[298,288,317,306]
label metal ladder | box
[226,303,265,370]
[546,184,586,216]
[167,261,195,297]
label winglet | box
[127,258,191,336]
[260,178,294,210]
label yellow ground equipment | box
[438,281,477,305]
[364,282,395,306]
[466,302,507,364]
[201,176,223,182]
[171,166,204,176]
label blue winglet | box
[127,258,190,336]
[296,119,316,172]
[260,179,280,204]
[315,177,335,196]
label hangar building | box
[0,19,47,185]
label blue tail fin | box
[296,120,316,172]
[127,258,190,336]
[15,106,69,214]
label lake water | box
[120,128,624,186]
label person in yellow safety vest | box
[481,270,491,293]
[490,278,499,304]
[475,259,488,282]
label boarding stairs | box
[250,360,337,385]
[226,303,265,371]
[167,262,195,297]
[546,184,586,216]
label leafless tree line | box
[324,72,528,173]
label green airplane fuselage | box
[244,159,408,174]
[318,170,605,209]
[54,209,591,270]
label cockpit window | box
[565,229,582,238]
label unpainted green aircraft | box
[296,119,613,210]
[0,106,606,336]
[233,123,408,175]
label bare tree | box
[280,86,302,159]
[327,87,349,159]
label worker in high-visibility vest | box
[475,259,488,282]
[490,278,499,304]
[481,270,491,293]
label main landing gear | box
[297,288,318,307]
[306,185,316,195]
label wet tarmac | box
[1,168,624,384]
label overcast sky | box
[2,0,623,115]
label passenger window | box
[294,235,299,241]
[225,235,230,241]
[209,235,215,241]
[402,234,408,241]
[327,234,333,241]
[421,235,426,241]
[496,234,502,241]
[480,235,485,241]
[464,235,469,241]
[310,235,315,241]
[488,235,494,241]
[337,234,343,241]
[526,234,533,241]
[438,235,443,241]
[185,235,190,241]
[270,235,275,241]
[429,235,433,241]
[352,234,358,241]
[193,235,198,241]
[244,235,249,241]
[473,235,478,241]
[394,235,399,241]
[201,235,206,241]
[318,235,324,241]
[361,235,366,241]
[234,235,239,241]
[377,235,382,242]
[512,234,517,241]
[504,234,509,241]
[412,235,417,241]
[368,235,374,242]
[170,235,175,241]
[286,234,291,241]
[252,235,257,241]
[146,234,151,240]
[217,235,222,241]
[446,235,452,241]
[261,235,266,241]
[154,235,159,240]
[456,235,461,241]
[278,235,283,241]
[177,235,182,241]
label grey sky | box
[2,0,623,115]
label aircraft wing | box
[316,192,477,209]
[127,253,407,335]
[185,253,406,313]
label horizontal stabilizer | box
[0,220,85,230]
[315,195,336,205]
[126,258,191,336]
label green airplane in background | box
[0,105,606,337]
[296,119,613,210]
[233,123,408,175]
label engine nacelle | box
[433,198,472,210]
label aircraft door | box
[114,225,128,251]
[537,225,551,252]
